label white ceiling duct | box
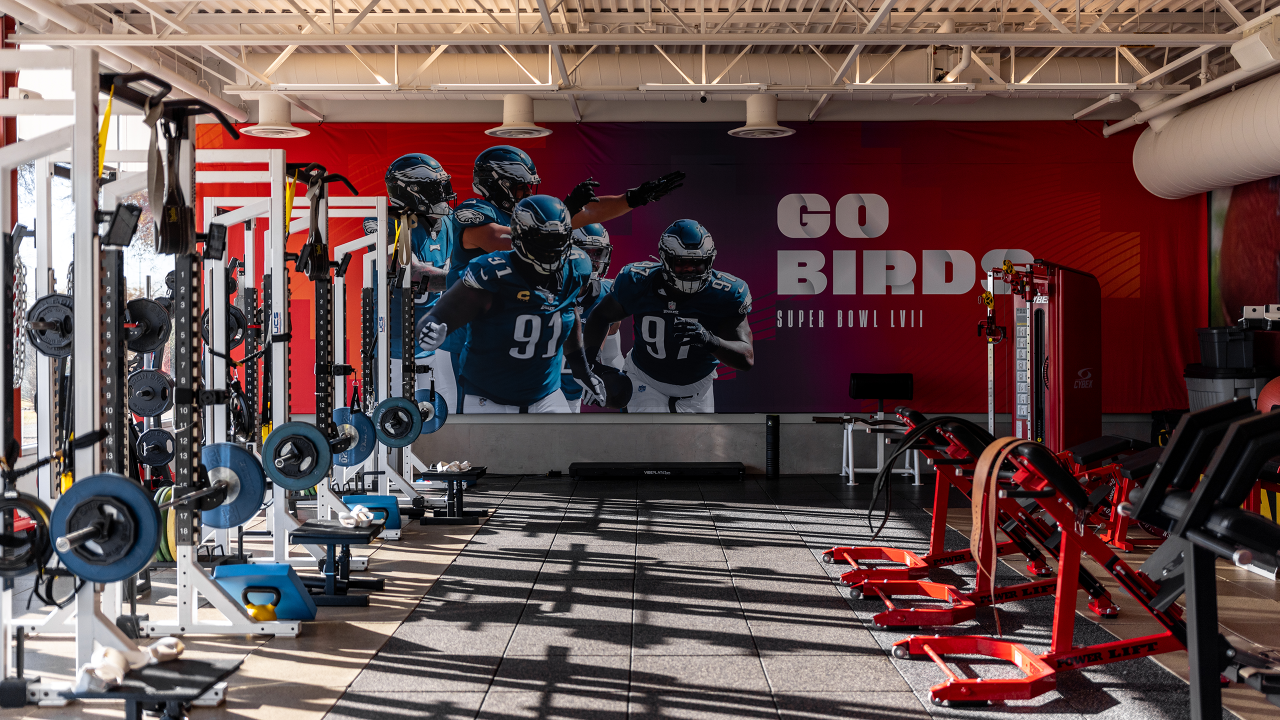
[729,94,794,138]
[1132,70,1280,199]
[485,94,552,138]
[242,94,310,139]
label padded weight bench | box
[289,520,384,607]
[832,373,919,485]
[66,658,240,720]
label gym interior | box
[0,2,1279,718]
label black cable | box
[864,415,994,543]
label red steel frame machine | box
[988,260,1102,452]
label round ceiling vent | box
[241,94,310,139]
[485,94,552,138]
[728,94,795,139]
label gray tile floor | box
[324,475,1229,720]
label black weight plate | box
[414,389,448,435]
[26,294,74,358]
[125,298,172,353]
[262,422,332,491]
[128,369,174,417]
[165,271,175,292]
[333,407,375,467]
[201,307,247,350]
[372,397,421,448]
[0,493,53,578]
[51,473,159,584]
[136,428,175,466]
[201,442,266,529]
[228,305,247,349]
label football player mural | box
[583,220,754,413]
[417,196,603,413]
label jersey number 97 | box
[640,316,690,361]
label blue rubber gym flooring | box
[322,475,1235,720]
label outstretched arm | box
[583,294,629,362]
[564,171,687,229]
[416,282,493,352]
[462,223,512,252]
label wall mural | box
[199,121,1205,415]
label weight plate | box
[0,493,53,578]
[26,294,74,358]
[201,443,266,529]
[333,407,375,468]
[50,473,158,584]
[262,422,332,491]
[228,306,247,349]
[166,497,176,562]
[414,389,449,435]
[136,428,175,466]
[160,481,175,561]
[125,298,172,353]
[200,306,247,350]
[129,370,175,418]
[372,397,421,448]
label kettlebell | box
[242,586,281,622]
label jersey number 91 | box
[510,312,564,359]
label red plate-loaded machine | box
[999,261,1102,452]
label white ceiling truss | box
[7,0,1280,121]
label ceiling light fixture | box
[485,94,553,139]
[241,94,309,139]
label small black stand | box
[69,658,240,720]
[419,473,490,526]
[289,520,384,606]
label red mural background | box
[197,120,1206,415]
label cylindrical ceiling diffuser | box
[729,94,795,139]
[485,94,553,139]
[241,94,310,139]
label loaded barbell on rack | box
[129,370,175,417]
[200,305,247,350]
[51,473,160,585]
[26,293,74,358]
[0,492,53,578]
[124,298,171,354]
[136,428,176,467]
[262,422,334,492]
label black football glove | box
[673,317,720,349]
[565,346,607,406]
[564,178,601,216]
[626,170,686,208]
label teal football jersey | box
[457,249,593,407]
[610,262,751,386]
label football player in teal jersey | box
[559,224,624,412]
[378,153,458,413]
[416,196,605,413]
[583,220,754,413]
[432,145,685,407]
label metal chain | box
[13,255,26,388]
[66,262,73,296]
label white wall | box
[410,412,1154,475]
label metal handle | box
[156,480,229,511]
[56,522,103,553]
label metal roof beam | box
[105,10,1257,27]
[20,31,1240,47]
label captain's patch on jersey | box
[455,208,486,225]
